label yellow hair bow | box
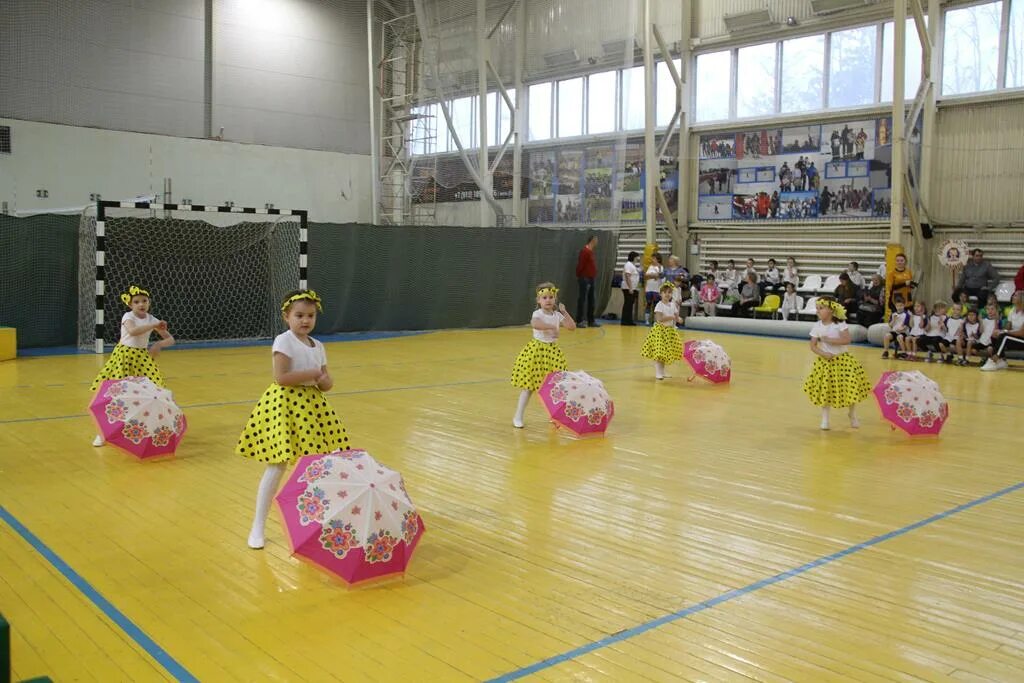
[659,281,676,291]
[281,290,323,312]
[818,298,847,321]
[120,285,150,307]
[537,286,559,297]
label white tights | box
[248,463,286,549]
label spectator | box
[644,253,665,325]
[699,277,721,317]
[732,272,761,317]
[956,249,1000,305]
[664,255,687,289]
[779,282,801,321]
[888,253,915,307]
[762,258,782,296]
[1015,262,1024,294]
[835,272,860,315]
[575,234,599,328]
[846,261,865,288]
[858,274,885,326]
[620,251,640,326]
[783,257,799,287]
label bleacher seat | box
[798,275,822,293]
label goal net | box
[78,202,303,351]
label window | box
[528,82,552,141]
[620,66,645,130]
[495,88,515,145]
[694,50,730,122]
[485,92,498,147]
[450,96,475,150]
[557,77,584,137]
[1006,0,1024,88]
[587,70,616,134]
[882,18,924,102]
[736,42,776,118]
[780,34,824,113]
[656,59,682,127]
[829,25,877,107]
[942,1,1002,95]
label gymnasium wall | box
[0,118,372,222]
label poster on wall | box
[584,146,614,222]
[410,154,526,204]
[697,115,899,222]
[555,150,583,222]
[617,144,644,222]
[528,150,555,223]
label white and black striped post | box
[92,201,308,353]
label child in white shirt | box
[779,282,801,321]
[803,297,870,430]
[882,297,911,359]
[641,283,683,380]
[922,301,948,362]
[511,282,577,428]
[907,301,927,359]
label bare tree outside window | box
[781,34,825,113]
[737,42,776,118]
[829,26,877,107]
[942,1,1002,95]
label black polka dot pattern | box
[803,352,871,408]
[640,325,683,364]
[510,339,568,391]
[90,344,165,391]
[235,384,350,464]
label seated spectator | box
[782,257,799,287]
[846,261,865,288]
[835,272,860,315]
[732,272,761,317]
[858,274,884,326]
[984,291,1024,371]
[956,249,999,305]
[779,282,801,321]
[699,277,721,317]
[762,258,782,296]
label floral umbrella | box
[537,370,614,437]
[873,370,949,436]
[89,377,186,458]
[275,449,425,584]
[683,340,732,384]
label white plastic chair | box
[798,296,819,319]
[995,281,1016,303]
[775,295,804,320]
[820,275,841,292]
[798,275,822,293]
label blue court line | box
[0,505,199,682]
[487,480,1024,682]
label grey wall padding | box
[684,316,869,342]
[308,223,619,333]
[0,214,79,347]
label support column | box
[886,0,907,317]
[676,0,692,261]
[477,0,491,226]
[919,0,939,217]
[511,0,525,226]
[643,0,657,246]
[367,0,380,224]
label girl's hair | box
[709,259,719,268]
[914,300,926,310]
[785,281,796,289]
[535,282,558,307]
[787,256,796,263]
[727,259,736,266]
[839,272,850,281]
[659,281,674,293]
[816,296,846,321]
[933,300,948,310]
[768,258,776,265]
[626,250,639,261]
[966,308,979,318]
[651,253,662,264]
[893,294,906,305]
[280,288,322,313]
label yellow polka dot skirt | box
[510,339,568,392]
[803,352,871,408]
[90,344,165,391]
[640,325,683,364]
[236,384,350,464]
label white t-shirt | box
[944,317,964,342]
[909,314,926,336]
[925,315,946,336]
[848,270,865,288]
[764,267,781,285]
[621,261,639,291]
[810,321,849,356]
[783,267,799,285]
[978,318,997,345]
[119,312,159,348]
[889,310,910,331]
[645,265,664,293]
[655,300,678,327]
[531,309,563,343]
[964,321,980,342]
[272,330,327,386]
[781,292,800,311]
[1007,309,1024,332]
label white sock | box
[248,463,286,549]
[848,405,860,428]
[655,361,665,379]
[513,389,531,428]
[820,407,831,430]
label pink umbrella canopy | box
[89,377,187,458]
[275,449,425,584]
[537,370,614,437]
[683,340,732,384]
[873,370,949,436]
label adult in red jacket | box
[1015,263,1024,294]
[575,235,599,327]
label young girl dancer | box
[641,282,683,380]
[803,297,871,431]
[236,289,350,549]
[511,283,576,428]
[90,285,174,445]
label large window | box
[882,18,924,102]
[780,34,824,113]
[829,25,877,107]
[1011,0,1024,88]
[557,77,584,137]
[656,60,681,127]
[620,66,645,130]
[736,42,777,118]
[450,96,475,149]
[528,82,552,141]
[942,1,1002,95]
[587,71,616,134]
[695,50,730,122]
[495,88,515,145]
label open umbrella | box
[275,449,425,584]
[873,370,948,435]
[89,377,186,458]
[683,340,732,383]
[537,370,614,437]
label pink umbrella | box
[873,370,948,436]
[275,449,425,584]
[89,377,186,458]
[683,340,732,384]
[537,370,614,437]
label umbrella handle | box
[687,375,695,383]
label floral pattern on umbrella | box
[537,370,614,437]
[275,449,425,584]
[873,370,949,435]
[89,377,186,459]
[683,340,732,383]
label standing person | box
[956,249,1000,305]
[888,253,915,307]
[575,234,599,328]
[236,290,350,549]
[855,128,867,159]
[620,251,640,326]
[644,253,665,325]
[90,285,175,446]
[803,298,871,431]
[511,283,576,427]
[641,282,683,380]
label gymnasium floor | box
[1,324,1022,682]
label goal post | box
[82,201,308,353]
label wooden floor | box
[0,324,1022,682]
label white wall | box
[0,118,371,222]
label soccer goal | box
[78,201,308,353]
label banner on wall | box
[697,116,902,222]
[411,154,527,204]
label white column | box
[366,0,380,224]
[511,0,526,226]
[890,0,906,245]
[643,0,656,245]
[477,0,491,226]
